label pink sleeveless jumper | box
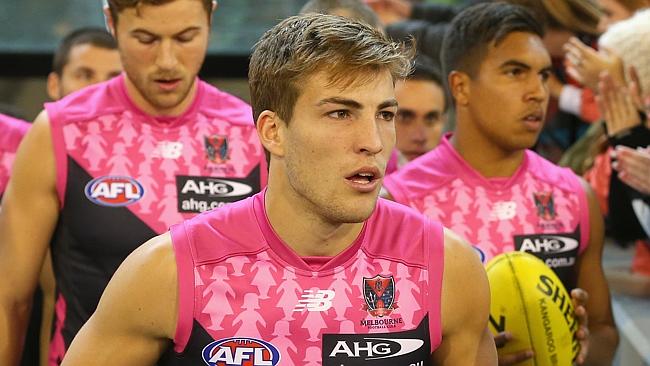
[159,192,444,365]
[384,134,590,289]
[44,75,267,364]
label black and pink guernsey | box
[158,193,445,366]
[44,75,267,365]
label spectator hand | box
[628,66,650,121]
[564,37,623,91]
[364,0,412,25]
[596,71,641,137]
[612,146,650,195]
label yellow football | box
[486,251,579,365]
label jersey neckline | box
[440,133,530,191]
[114,73,205,129]
[252,189,369,273]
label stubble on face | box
[281,70,397,225]
[114,0,210,115]
[466,32,551,153]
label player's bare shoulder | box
[96,232,179,339]
[440,228,490,325]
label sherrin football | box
[486,251,579,365]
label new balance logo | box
[490,201,517,221]
[294,289,335,312]
[152,141,183,159]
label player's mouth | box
[345,167,382,193]
[522,110,544,131]
[154,78,182,91]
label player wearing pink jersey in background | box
[383,2,618,365]
[0,1,266,365]
[60,13,496,366]
[0,113,30,199]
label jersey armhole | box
[426,220,444,351]
[170,222,196,354]
[45,104,67,209]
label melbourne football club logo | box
[533,192,556,220]
[202,337,281,366]
[204,134,229,164]
[363,275,398,317]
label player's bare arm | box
[433,229,497,365]
[61,233,177,366]
[0,111,60,365]
[575,179,619,365]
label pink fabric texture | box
[0,113,30,196]
[170,192,444,361]
[385,134,590,263]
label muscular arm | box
[62,233,177,366]
[577,179,619,365]
[432,229,497,365]
[0,111,60,365]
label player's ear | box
[448,70,470,106]
[257,110,286,158]
[47,72,62,101]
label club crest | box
[204,134,229,164]
[533,191,556,221]
[362,275,398,317]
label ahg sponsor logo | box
[518,235,578,254]
[180,178,253,198]
[84,176,144,207]
[514,230,581,287]
[176,170,260,214]
[328,338,424,360]
[322,316,431,365]
[202,337,281,366]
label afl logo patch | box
[202,337,281,366]
[84,176,144,207]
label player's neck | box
[264,178,364,258]
[450,127,525,178]
[124,75,198,117]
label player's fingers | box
[571,288,589,305]
[494,331,512,348]
[577,332,590,365]
[498,350,534,366]
[574,304,589,330]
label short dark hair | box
[52,27,117,76]
[107,0,214,25]
[249,13,413,124]
[409,54,442,86]
[299,0,382,29]
[441,2,544,80]
[407,54,448,111]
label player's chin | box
[337,198,379,223]
[509,134,539,151]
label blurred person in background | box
[46,27,122,101]
[388,54,447,172]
